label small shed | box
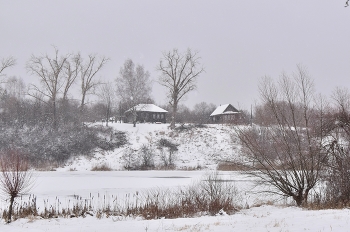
[210,104,242,123]
[125,104,168,123]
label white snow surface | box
[0,123,349,231]
[3,205,350,232]
[59,123,241,171]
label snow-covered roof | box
[126,104,168,113]
[210,104,239,116]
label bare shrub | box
[91,163,112,171]
[122,148,140,170]
[158,138,178,168]
[217,162,247,171]
[318,88,350,208]
[122,144,155,170]
[0,150,34,223]
[197,172,239,215]
[139,144,155,170]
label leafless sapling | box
[0,151,34,223]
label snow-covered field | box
[1,123,349,231]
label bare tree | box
[79,54,109,117]
[116,59,152,127]
[157,48,204,129]
[235,65,327,206]
[5,76,26,100]
[27,47,68,129]
[97,82,116,126]
[0,151,33,223]
[0,57,16,77]
[0,57,16,96]
[62,53,81,102]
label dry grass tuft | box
[217,162,247,171]
[91,163,112,171]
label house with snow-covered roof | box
[210,104,242,123]
[125,104,168,123]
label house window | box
[153,114,156,119]
[157,114,160,119]
[161,114,164,119]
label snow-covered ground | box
[3,204,350,232]
[60,122,240,171]
[1,123,349,231]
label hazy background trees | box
[157,48,204,129]
[97,82,116,126]
[116,59,153,126]
[27,47,68,130]
[0,56,16,97]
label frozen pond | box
[0,170,266,214]
[31,170,209,198]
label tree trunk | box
[170,102,178,129]
[7,195,15,223]
[106,102,110,127]
[133,110,137,127]
[52,99,57,130]
[80,93,86,121]
[293,188,309,207]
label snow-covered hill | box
[58,123,241,171]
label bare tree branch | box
[0,57,16,77]
[26,47,68,129]
[79,54,109,116]
[62,53,81,102]
[157,48,204,129]
[97,82,116,126]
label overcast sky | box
[1,1,350,110]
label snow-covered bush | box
[0,125,127,168]
[157,138,178,168]
[139,144,155,169]
[122,148,140,170]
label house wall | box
[211,113,242,124]
[125,111,167,123]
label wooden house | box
[210,104,242,123]
[125,104,167,123]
